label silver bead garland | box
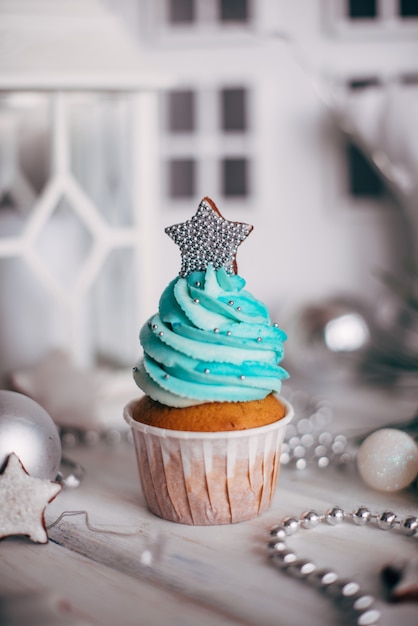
[55,456,85,489]
[268,506,418,626]
[280,390,418,493]
[59,426,133,449]
[280,392,355,471]
[56,426,133,488]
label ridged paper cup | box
[124,396,293,525]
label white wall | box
[104,0,418,322]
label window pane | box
[399,0,418,17]
[220,0,249,22]
[69,93,134,227]
[221,88,247,132]
[222,158,248,197]
[0,257,57,383]
[347,143,384,197]
[88,247,139,366]
[33,196,93,289]
[169,0,195,24]
[169,159,196,198]
[346,0,377,18]
[0,92,51,236]
[167,90,195,133]
[348,77,380,90]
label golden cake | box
[132,393,286,432]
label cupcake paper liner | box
[124,397,294,525]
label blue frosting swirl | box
[133,265,288,407]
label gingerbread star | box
[0,453,62,543]
[165,197,253,277]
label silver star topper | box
[0,453,62,543]
[165,197,253,277]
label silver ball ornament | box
[0,390,61,480]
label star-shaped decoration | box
[165,197,253,277]
[0,453,62,543]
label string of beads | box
[268,505,418,626]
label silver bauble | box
[0,390,61,479]
[283,297,373,381]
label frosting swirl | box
[133,264,288,407]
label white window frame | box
[0,90,160,370]
[160,83,255,211]
[145,0,257,47]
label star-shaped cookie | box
[165,197,253,276]
[0,453,62,543]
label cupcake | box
[124,197,293,525]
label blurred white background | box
[103,0,418,306]
[1,0,418,401]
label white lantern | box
[0,0,170,397]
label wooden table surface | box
[1,378,417,626]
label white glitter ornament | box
[357,428,418,492]
[0,390,61,480]
[0,453,62,543]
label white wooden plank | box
[41,432,418,626]
[2,380,417,625]
[0,538,246,626]
[0,0,171,90]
